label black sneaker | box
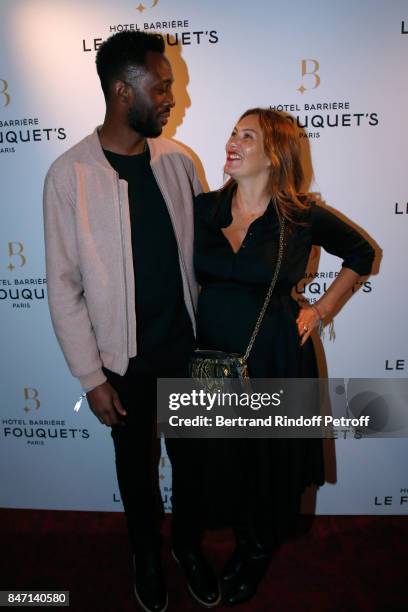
[132,552,168,612]
[172,547,221,607]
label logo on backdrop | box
[269,59,379,139]
[1,387,90,447]
[0,241,47,310]
[113,456,173,511]
[0,115,67,154]
[161,484,172,512]
[271,102,379,140]
[402,21,407,34]
[114,468,172,513]
[394,201,408,214]
[159,455,172,512]
[136,0,160,12]
[384,359,405,372]
[6,242,26,271]
[294,270,372,302]
[82,6,220,52]
[374,488,408,508]
[24,388,41,413]
[0,79,10,107]
[297,59,320,94]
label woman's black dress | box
[194,183,375,545]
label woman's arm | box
[296,266,359,345]
[296,202,375,345]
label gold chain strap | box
[243,215,286,362]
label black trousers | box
[104,339,205,554]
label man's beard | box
[127,104,162,138]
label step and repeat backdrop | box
[1,0,407,515]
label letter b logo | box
[297,59,320,94]
[24,388,40,413]
[0,79,10,106]
[7,242,26,271]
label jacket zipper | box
[116,175,130,365]
[150,164,197,317]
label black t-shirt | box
[104,148,193,357]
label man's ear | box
[113,79,130,104]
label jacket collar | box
[85,126,163,170]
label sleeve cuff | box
[79,368,107,391]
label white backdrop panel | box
[0,0,407,514]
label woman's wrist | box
[312,303,323,320]
[312,300,331,320]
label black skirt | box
[197,288,325,544]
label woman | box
[194,108,375,605]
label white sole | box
[133,582,168,612]
[171,549,221,608]
[132,555,168,612]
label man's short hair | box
[96,31,165,100]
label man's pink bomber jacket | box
[43,128,202,390]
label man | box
[43,31,219,612]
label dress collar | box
[214,181,278,229]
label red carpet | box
[1,510,406,611]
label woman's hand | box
[296,305,321,346]
[296,267,361,346]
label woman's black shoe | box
[220,547,247,583]
[222,552,270,606]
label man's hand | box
[86,381,127,426]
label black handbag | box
[190,210,285,384]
